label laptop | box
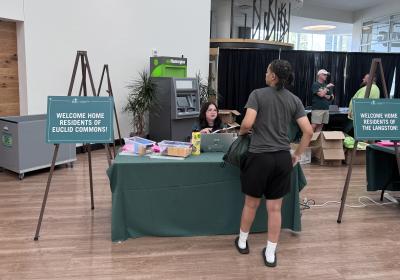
[200,133,237,152]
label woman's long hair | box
[198,101,222,130]
[269,59,292,90]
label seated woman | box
[193,101,226,133]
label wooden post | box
[337,58,394,223]
[34,51,114,240]
[97,64,123,159]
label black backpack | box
[222,134,251,167]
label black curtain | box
[280,50,316,106]
[218,49,279,116]
[280,50,347,107]
[218,49,400,116]
[345,53,398,103]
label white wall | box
[352,0,400,51]
[14,0,211,137]
[0,0,24,21]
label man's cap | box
[317,69,330,76]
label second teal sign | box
[353,99,400,140]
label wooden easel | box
[97,64,122,158]
[34,51,113,240]
[337,58,400,223]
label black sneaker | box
[262,247,277,267]
[234,236,249,254]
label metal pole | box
[259,0,262,40]
[287,3,291,43]
[252,0,256,39]
[274,0,277,41]
[230,0,234,38]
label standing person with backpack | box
[234,60,313,267]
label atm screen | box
[176,80,193,89]
[177,96,190,107]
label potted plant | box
[123,70,158,137]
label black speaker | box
[238,27,251,39]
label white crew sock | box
[238,229,249,249]
[265,241,277,263]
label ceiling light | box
[238,5,251,10]
[302,25,336,31]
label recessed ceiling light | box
[238,4,251,10]
[302,25,336,31]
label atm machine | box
[149,77,200,142]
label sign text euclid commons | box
[46,96,114,143]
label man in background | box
[311,69,335,132]
[345,73,380,136]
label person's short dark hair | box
[269,60,292,90]
[198,101,222,130]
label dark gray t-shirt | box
[245,87,306,153]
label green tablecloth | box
[107,152,307,242]
[366,145,400,191]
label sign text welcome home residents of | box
[46,96,114,143]
[353,98,400,140]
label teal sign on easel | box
[46,96,114,143]
[353,98,400,140]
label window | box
[289,32,351,51]
[361,13,400,53]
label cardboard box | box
[314,157,343,166]
[219,109,240,125]
[310,132,321,158]
[345,149,366,165]
[310,131,345,166]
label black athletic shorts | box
[240,150,293,199]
